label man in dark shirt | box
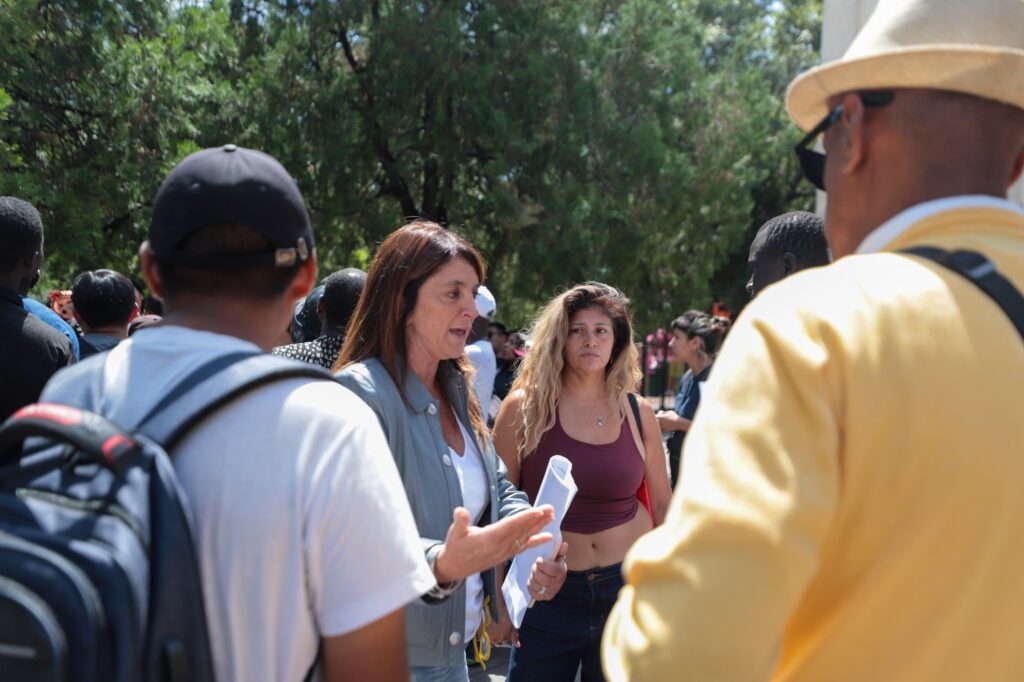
[745,211,831,298]
[274,267,366,369]
[71,269,139,358]
[0,196,74,421]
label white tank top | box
[451,419,488,641]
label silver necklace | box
[563,393,610,427]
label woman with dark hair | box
[333,221,565,682]
[491,282,672,682]
[656,312,725,484]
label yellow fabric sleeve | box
[602,295,843,681]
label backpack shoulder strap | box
[901,246,1024,342]
[627,392,644,441]
[134,353,336,450]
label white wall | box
[818,0,1023,208]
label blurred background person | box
[487,320,508,357]
[492,282,672,682]
[289,283,324,343]
[275,267,366,368]
[655,312,726,487]
[465,284,498,421]
[23,294,80,360]
[0,196,74,421]
[127,313,163,337]
[71,268,140,358]
[746,210,830,298]
[492,329,524,404]
[334,221,564,682]
[48,288,75,323]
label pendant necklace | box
[564,393,609,427]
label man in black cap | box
[0,196,75,422]
[40,145,435,682]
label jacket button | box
[427,403,438,415]
[443,454,452,467]
[449,631,462,646]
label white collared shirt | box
[855,195,1024,255]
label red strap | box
[636,477,653,527]
[14,403,83,426]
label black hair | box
[129,276,147,312]
[155,223,302,300]
[670,309,703,334]
[753,211,830,268]
[0,197,44,273]
[673,312,725,356]
[321,268,367,330]
[488,321,508,335]
[71,269,138,328]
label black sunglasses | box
[795,91,894,191]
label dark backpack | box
[0,351,334,682]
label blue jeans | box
[507,562,623,682]
[410,659,469,682]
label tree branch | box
[334,24,366,74]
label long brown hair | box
[334,220,490,442]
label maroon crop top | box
[520,413,644,533]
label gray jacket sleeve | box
[335,365,456,601]
[492,443,532,519]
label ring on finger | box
[538,585,547,596]
[514,537,523,550]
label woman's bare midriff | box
[562,505,654,571]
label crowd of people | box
[2,0,1024,680]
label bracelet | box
[423,544,464,603]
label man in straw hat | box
[602,1,1024,680]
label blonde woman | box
[491,283,672,681]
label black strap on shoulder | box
[627,393,644,441]
[137,351,332,682]
[901,247,1024,342]
[134,353,336,450]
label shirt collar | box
[397,358,466,413]
[855,195,1024,255]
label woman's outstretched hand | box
[433,505,555,584]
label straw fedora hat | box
[787,0,1024,131]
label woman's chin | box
[569,361,608,375]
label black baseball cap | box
[149,144,314,269]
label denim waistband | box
[565,562,623,584]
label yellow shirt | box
[603,205,1024,681]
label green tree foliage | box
[1,0,821,330]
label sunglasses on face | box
[795,91,894,191]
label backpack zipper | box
[0,574,68,663]
[0,529,106,657]
[15,488,147,550]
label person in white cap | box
[466,284,499,420]
[603,0,1024,680]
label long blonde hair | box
[511,282,640,461]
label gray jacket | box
[337,357,531,668]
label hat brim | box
[787,46,1024,132]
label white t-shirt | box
[44,326,436,682]
[450,419,489,642]
[464,339,496,414]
